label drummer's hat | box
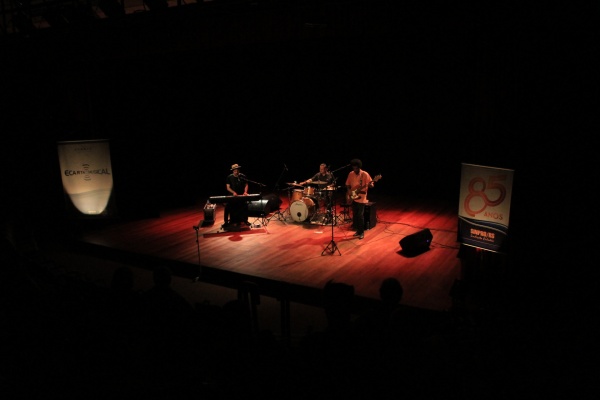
[231,164,241,170]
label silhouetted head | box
[350,158,362,169]
[379,277,403,305]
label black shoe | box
[359,234,364,240]
[353,232,361,237]
[244,221,252,226]
[222,222,230,228]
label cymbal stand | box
[322,178,341,256]
[321,189,336,226]
[331,188,345,225]
[309,188,324,224]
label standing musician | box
[345,158,376,240]
[223,164,251,228]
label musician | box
[223,164,250,228]
[345,159,375,240]
[299,163,334,188]
[299,163,336,211]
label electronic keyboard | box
[208,194,261,204]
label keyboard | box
[208,193,261,204]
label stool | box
[338,202,352,224]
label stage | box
[65,192,462,316]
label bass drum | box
[290,198,316,222]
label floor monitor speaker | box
[399,228,432,255]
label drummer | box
[299,163,334,189]
[300,163,336,210]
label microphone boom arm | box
[331,164,351,174]
[244,177,267,187]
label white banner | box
[57,139,113,215]
[458,163,514,253]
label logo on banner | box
[58,140,114,215]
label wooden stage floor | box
[68,191,462,314]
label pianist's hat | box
[231,164,241,170]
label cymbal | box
[309,181,328,185]
[286,182,304,188]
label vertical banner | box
[57,139,114,216]
[458,163,514,253]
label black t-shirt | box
[227,174,246,195]
[309,172,334,185]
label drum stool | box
[338,202,352,224]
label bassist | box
[345,159,379,240]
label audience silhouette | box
[3,212,571,398]
[355,276,404,338]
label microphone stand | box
[272,164,287,192]
[192,220,203,281]
[322,176,341,256]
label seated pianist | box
[223,163,251,229]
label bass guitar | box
[347,174,382,202]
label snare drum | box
[303,186,315,196]
[290,198,316,222]
[291,189,304,202]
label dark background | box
[1,2,598,367]
[1,1,593,244]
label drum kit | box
[285,181,340,223]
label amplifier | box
[203,203,216,222]
[365,202,376,230]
